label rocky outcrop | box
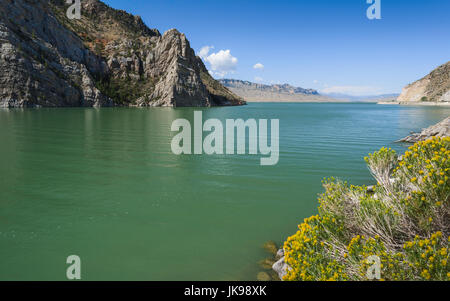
[399,117,450,143]
[0,0,112,107]
[397,61,450,103]
[272,248,291,280]
[145,29,211,107]
[0,0,243,107]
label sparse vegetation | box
[94,74,155,105]
[200,71,245,106]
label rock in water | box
[262,241,278,256]
[275,248,284,260]
[399,117,450,143]
[256,272,271,281]
[0,0,244,108]
[272,256,291,280]
[258,258,276,270]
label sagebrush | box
[283,137,449,281]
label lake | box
[0,103,449,280]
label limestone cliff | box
[397,61,450,103]
[0,0,244,107]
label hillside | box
[397,61,450,103]
[0,0,244,107]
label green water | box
[0,103,449,280]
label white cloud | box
[313,80,318,84]
[253,63,264,70]
[321,85,382,96]
[198,45,214,59]
[254,76,263,82]
[201,49,238,78]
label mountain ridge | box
[0,0,244,107]
[218,79,339,103]
[324,93,399,102]
[219,79,319,95]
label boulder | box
[272,256,291,280]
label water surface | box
[0,103,449,280]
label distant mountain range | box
[323,93,399,102]
[218,79,399,103]
[218,79,337,102]
[219,79,319,95]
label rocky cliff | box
[0,0,244,107]
[397,61,450,103]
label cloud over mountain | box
[198,46,238,77]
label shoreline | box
[270,117,450,281]
[378,101,450,106]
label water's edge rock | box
[272,249,290,280]
[398,117,450,143]
[0,0,244,108]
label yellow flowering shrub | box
[283,137,450,281]
[346,235,408,281]
[394,137,450,231]
[401,232,449,280]
[283,215,348,281]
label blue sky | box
[102,0,450,96]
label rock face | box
[0,0,244,107]
[397,62,450,103]
[272,256,290,280]
[218,79,335,103]
[399,117,450,143]
[270,248,292,281]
